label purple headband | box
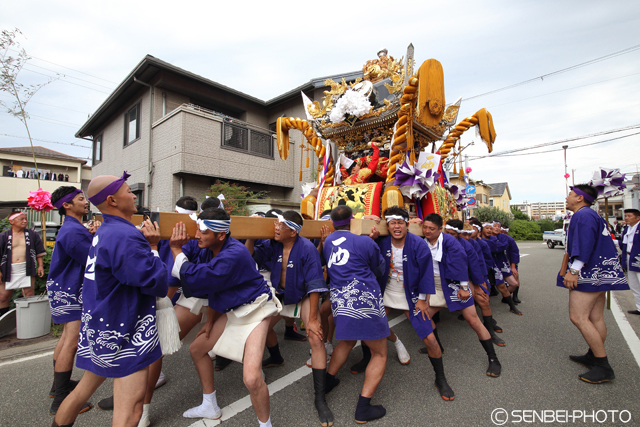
[332,215,353,227]
[570,186,595,203]
[88,171,131,206]
[53,188,83,209]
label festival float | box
[95,46,497,239]
[276,45,497,225]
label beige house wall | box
[92,85,151,201]
[490,192,511,213]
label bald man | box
[53,172,169,427]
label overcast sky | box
[2,0,639,204]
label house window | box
[489,198,494,207]
[124,103,141,146]
[93,134,102,164]
[222,120,274,159]
[482,194,488,204]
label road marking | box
[188,314,408,427]
[610,295,640,369]
[0,350,54,368]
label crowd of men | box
[1,174,635,427]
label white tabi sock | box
[137,403,150,427]
[183,390,222,419]
[258,416,272,427]
[394,337,411,365]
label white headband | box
[445,224,462,233]
[320,214,331,221]
[175,206,197,214]
[461,229,473,234]
[482,222,493,227]
[190,213,230,233]
[276,214,302,233]
[472,224,481,231]
[502,227,509,231]
[385,215,408,223]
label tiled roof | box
[486,182,510,198]
[0,146,87,164]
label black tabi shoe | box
[215,356,233,371]
[484,317,505,347]
[97,395,114,411]
[569,348,595,369]
[350,344,371,374]
[354,395,386,424]
[512,287,522,304]
[491,317,504,333]
[578,356,615,384]
[312,368,334,426]
[284,325,307,341]
[628,309,640,315]
[480,339,502,377]
[429,356,455,401]
[262,344,284,368]
[502,296,522,315]
[325,373,340,395]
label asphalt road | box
[2,241,640,427]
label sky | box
[1,0,639,204]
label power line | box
[25,63,115,90]
[7,47,118,84]
[21,67,111,94]
[486,72,640,110]
[29,113,83,127]
[28,116,80,129]
[464,44,640,101]
[468,131,640,158]
[0,133,91,148]
[469,124,640,159]
[0,94,91,115]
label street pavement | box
[2,241,640,426]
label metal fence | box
[222,121,274,159]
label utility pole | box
[563,145,569,197]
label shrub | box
[509,219,541,241]
[474,206,511,228]
[537,219,557,232]
[206,180,266,216]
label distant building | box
[450,177,494,216]
[512,203,532,219]
[529,201,566,220]
[75,55,361,212]
[486,182,512,213]
[0,146,91,222]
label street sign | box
[466,185,476,195]
[468,197,477,206]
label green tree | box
[205,180,266,216]
[537,219,557,232]
[511,206,530,221]
[474,206,511,228]
[509,219,542,241]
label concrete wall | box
[0,176,81,202]
[91,85,151,205]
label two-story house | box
[76,55,360,211]
[0,146,91,222]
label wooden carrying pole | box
[95,214,424,240]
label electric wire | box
[464,44,640,101]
